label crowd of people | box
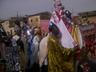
[0,0,96,72]
[0,18,49,72]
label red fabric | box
[62,18,72,33]
[55,11,61,21]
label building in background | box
[28,12,51,33]
[79,11,96,23]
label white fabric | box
[38,35,49,67]
[57,19,74,48]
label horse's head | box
[49,22,61,38]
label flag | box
[39,35,48,67]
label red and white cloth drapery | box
[50,11,75,48]
[50,0,75,48]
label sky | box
[0,0,96,19]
